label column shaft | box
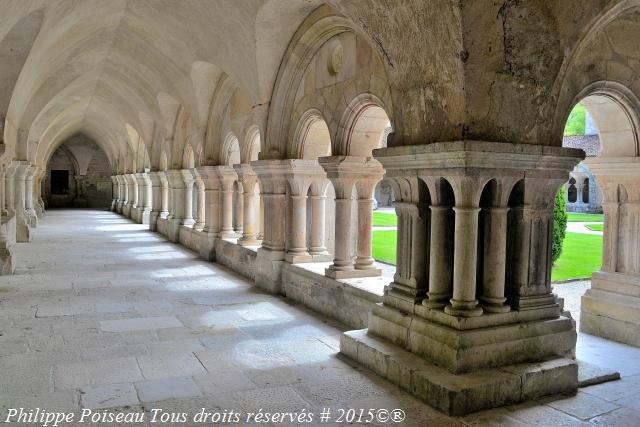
[444,207,483,317]
[480,207,510,313]
[424,206,452,308]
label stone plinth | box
[340,141,584,415]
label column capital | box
[251,159,325,196]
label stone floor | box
[0,209,639,426]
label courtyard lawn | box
[372,230,397,264]
[586,223,604,231]
[567,212,603,222]
[372,230,602,282]
[373,212,397,227]
[551,232,603,281]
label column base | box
[581,271,640,347]
[219,229,238,239]
[238,237,261,247]
[122,204,132,218]
[340,329,577,416]
[16,217,31,243]
[325,267,382,279]
[368,303,575,374]
[284,251,313,264]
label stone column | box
[196,166,221,237]
[319,156,383,279]
[5,163,16,217]
[13,162,31,243]
[163,170,190,241]
[193,170,206,231]
[354,175,383,273]
[251,160,288,293]
[123,173,137,218]
[285,176,312,263]
[234,164,260,246]
[135,171,152,225]
[24,167,37,228]
[0,164,7,217]
[33,168,45,218]
[148,171,168,231]
[181,169,195,227]
[425,206,452,306]
[110,176,118,211]
[118,174,129,216]
[480,205,511,313]
[446,205,483,317]
[309,179,330,256]
[217,166,237,238]
[233,183,244,235]
[382,176,429,313]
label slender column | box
[181,169,195,227]
[309,180,329,254]
[285,177,311,263]
[4,165,15,217]
[326,178,355,274]
[0,165,7,216]
[35,169,45,216]
[197,167,221,236]
[24,168,37,227]
[148,171,168,230]
[354,178,381,270]
[137,172,152,224]
[601,201,619,272]
[13,163,31,243]
[129,174,138,208]
[218,169,237,238]
[444,206,483,317]
[233,184,244,234]
[480,206,511,313]
[423,205,453,308]
[120,175,129,214]
[234,164,260,246]
[110,176,118,211]
[166,170,185,221]
[193,170,205,231]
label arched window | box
[568,178,577,203]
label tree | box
[553,187,567,263]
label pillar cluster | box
[340,141,585,414]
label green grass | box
[373,212,397,227]
[564,103,586,136]
[372,229,602,282]
[567,213,603,222]
[585,223,604,231]
[372,230,397,264]
[551,232,602,281]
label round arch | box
[292,109,332,160]
[337,93,392,157]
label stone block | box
[341,329,578,416]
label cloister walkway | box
[0,209,639,426]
